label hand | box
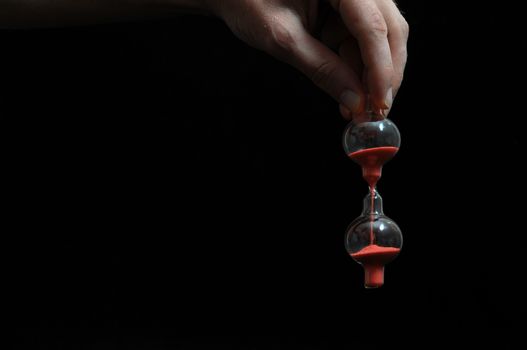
[209,0,409,120]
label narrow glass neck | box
[352,95,383,123]
[362,189,384,215]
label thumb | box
[268,18,365,116]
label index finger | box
[331,0,394,114]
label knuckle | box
[394,70,405,87]
[400,48,408,64]
[399,17,410,39]
[395,46,408,70]
[382,65,395,81]
[367,10,388,36]
[310,61,337,90]
[264,18,298,54]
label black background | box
[2,1,526,348]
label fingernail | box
[340,90,362,114]
[381,87,393,109]
[370,108,385,121]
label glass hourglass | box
[343,108,402,288]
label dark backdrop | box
[2,1,526,348]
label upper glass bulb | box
[343,115,401,188]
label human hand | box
[208,0,408,120]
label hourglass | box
[343,111,402,288]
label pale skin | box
[0,0,409,120]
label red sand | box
[348,146,399,188]
[369,187,374,244]
[350,244,400,288]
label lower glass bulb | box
[345,189,402,288]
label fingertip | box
[339,104,353,120]
[339,90,364,115]
[370,86,393,114]
[378,108,390,120]
[384,87,393,109]
[341,104,383,124]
